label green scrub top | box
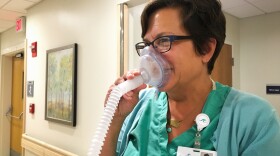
[122,82,231,156]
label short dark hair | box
[141,0,226,74]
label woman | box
[101,0,280,155]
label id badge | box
[177,146,217,156]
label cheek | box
[171,51,203,76]
[162,42,201,72]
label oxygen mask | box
[139,46,172,88]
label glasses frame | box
[135,35,193,56]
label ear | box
[202,38,217,63]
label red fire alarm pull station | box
[31,42,37,57]
[29,103,35,114]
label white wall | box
[25,0,117,155]
[240,12,280,112]
[0,56,13,156]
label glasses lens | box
[136,42,146,55]
[154,37,171,53]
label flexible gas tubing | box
[87,75,146,156]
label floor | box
[10,149,20,156]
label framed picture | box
[45,43,77,126]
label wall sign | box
[27,81,34,97]
[266,85,280,94]
[16,16,26,32]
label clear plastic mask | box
[139,46,171,88]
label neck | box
[167,77,213,120]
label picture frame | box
[45,43,78,127]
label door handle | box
[5,107,23,119]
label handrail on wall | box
[22,134,78,156]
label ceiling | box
[220,0,280,18]
[1,0,280,33]
[0,0,42,33]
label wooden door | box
[211,44,233,86]
[10,56,24,156]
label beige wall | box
[224,13,240,89]
[0,27,25,55]
[128,3,147,70]
[240,11,280,112]
[25,0,117,155]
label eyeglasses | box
[135,35,193,56]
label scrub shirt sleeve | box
[215,89,280,156]
[241,111,280,156]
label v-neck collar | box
[162,82,231,153]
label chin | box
[157,82,171,92]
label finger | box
[122,90,133,99]
[125,91,133,96]
[122,84,147,101]
[114,77,125,85]
[123,94,133,100]
[125,72,134,80]
[126,69,141,80]
[131,69,141,76]
[134,84,147,93]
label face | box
[144,8,210,92]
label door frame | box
[0,41,27,156]
[224,41,238,88]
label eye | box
[157,37,170,47]
[159,37,169,43]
